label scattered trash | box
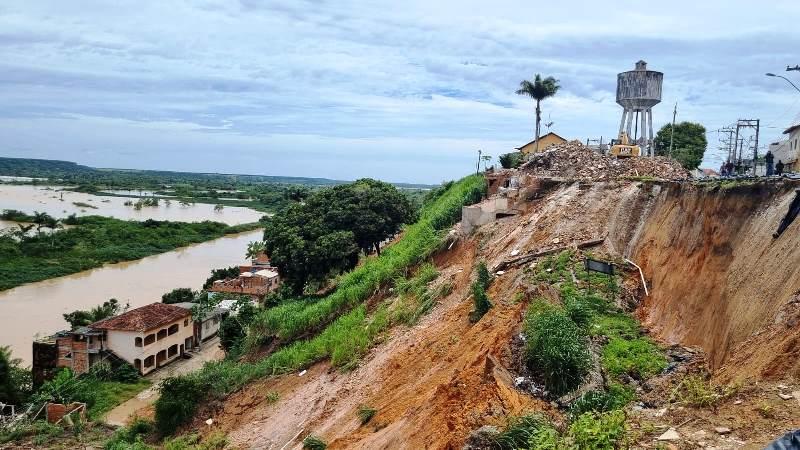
[205,418,214,425]
[495,270,505,275]
[510,249,520,256]
[299,370,307,377]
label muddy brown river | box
[0,226,263,366]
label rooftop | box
[90,302,191,332]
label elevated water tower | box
[616,60,663,156]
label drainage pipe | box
[624,258,649,296]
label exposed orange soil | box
[193,179,800,449]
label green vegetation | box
[202,266,240,289]
[492,414,558,449]
[88,379,151,420]
[670,374,737,408]
[265,391,280,404]
[0,346,32,405]
[217,299,258,356]
[469,261,493,323]
[568,383,634,419]
[0,420,64,446]
[153,175,485,434]
[516,74,561,153]
[601,337,666,379]
[390,263,451,326]
[263,178,416,293]
[303,434,327,450]
[568,410,627,450]
[161,288,197,304]
[499,151,524,169]
[63,298,127,329]
[0,215,259,291]
[357,405,377,425]
[524,305,590,396]
[654,121,707,170]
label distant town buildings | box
[208,252,281,301]
[769,122,800,173]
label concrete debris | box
[778,393,793,400]
[657,428,681,441]
[521,141,690,181]
[714,427,731,435]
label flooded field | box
[0,229,262,366]
[0,184,264,225]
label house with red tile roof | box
[46,303,194,376]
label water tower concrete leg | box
[625,109,634,137]
[618,110,627,136]
[647,109,654,157]
[640,109,647,149]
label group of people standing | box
[720,150,785,177]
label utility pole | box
[753,119,760,175]
[476,149,482,175]
[668,102,677,157]
[732,119,761,175]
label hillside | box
[185,175,800,448]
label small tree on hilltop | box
[654,121,707,170]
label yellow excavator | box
[609,132,641,158]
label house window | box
[135,337,143,347]
[134,359,141,371]
[168,344,178,357]
[157,329,167,341]
[168,324,179,336]
[144,334,155,345]
[184,319,189,327]
[144,355,154,368]
[63,352,72,359]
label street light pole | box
[766,73,800,93]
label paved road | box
[103,337,224,426]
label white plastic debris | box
[205,418,214,426]
[510,249,520,256]
[298,370,307,377]
[496,270,505,275]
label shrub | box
[469,280,492,323]
[357,405,377,425]
[265,391,280,404]
[569,383,634,418]
[492,414,557,450]
[669,374,737,408]
[104,417,153,450]
[476,261,491,290]
[601,337,666,380]
[162,288,196,304]
[568,410,626,450]
[303,434,327,450]
[564,296,594,329]
[155,376,210,435]
[525,308,590,396]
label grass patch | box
[568,383,634,419]
[357,405,377,425]
[303,434,327,450]
[265,391,280,404]
[602,337,667,380]
[670,374,737,408]
[524,304,590,396]
[568,410,627,450]
[89,379,151,420]
[492,414,558,450]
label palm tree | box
[246,241,266,260]
[516,74,561,153]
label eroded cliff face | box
[205,179,800,448]
[630,183,800,374]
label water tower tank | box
[615,60,663,156]
[616,60,663,109]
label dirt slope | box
[202,179,800,448]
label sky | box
[1,1,800,183]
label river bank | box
[0,229,262,366]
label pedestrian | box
[766,150,775,176]
[776,160,785,176]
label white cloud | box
[1,0,799,181]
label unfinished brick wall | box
[56,337,90,375]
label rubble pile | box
[520,140,690,180]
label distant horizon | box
[2,1,799,182]
[0,156,440,188]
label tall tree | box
[654,121,707,170]
[263,179,415,294]
[516,74,561,152]
[63,298,127,329]
[0,346,32,405]
[246,241,266,260]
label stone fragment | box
[778,393,793,400]
[657,428,681,441]
[714,427,731,435]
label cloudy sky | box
[1,1,799,183]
